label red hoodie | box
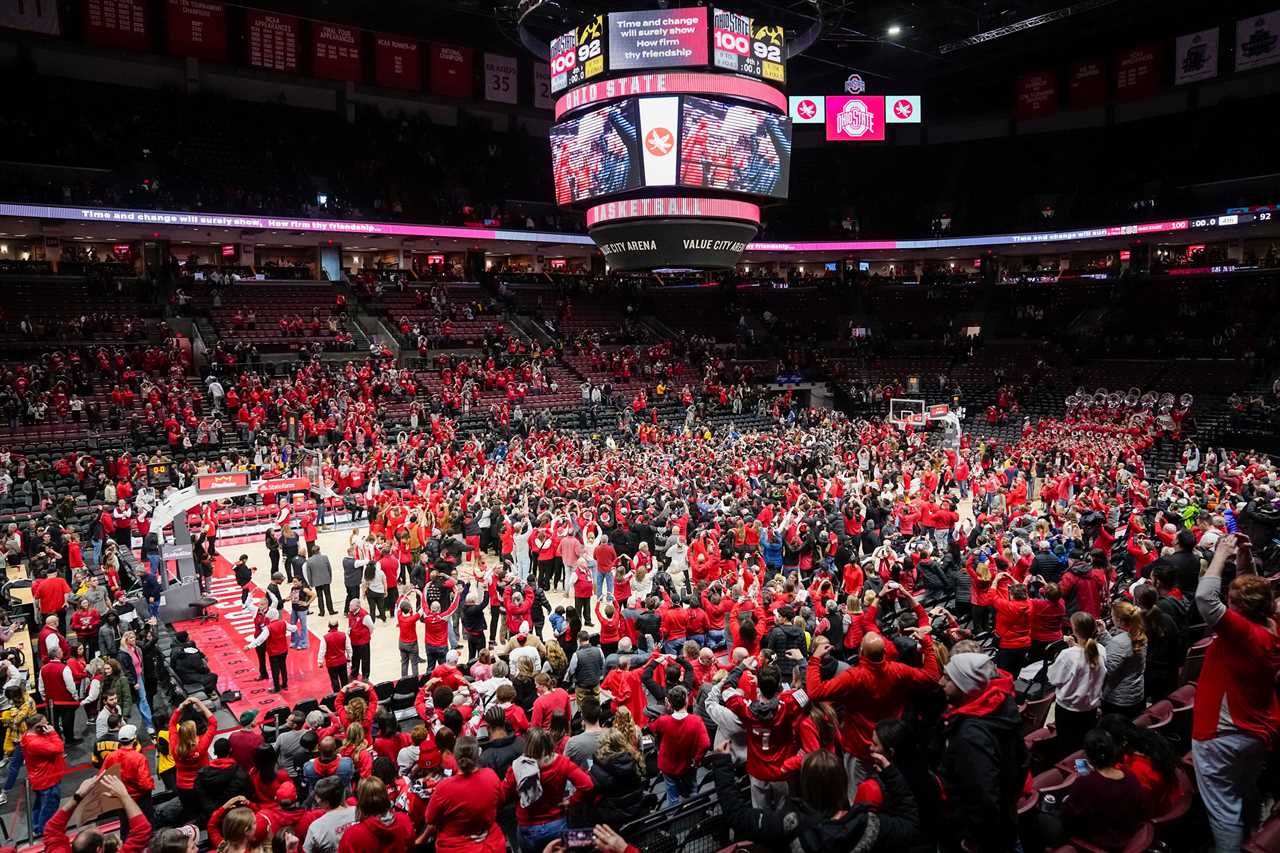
[806,638,940,759]
[991,578,1031,650]
[338,811,414,853]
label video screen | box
[678,96,791,198]
[550,99,642,205]
[609,7,708,71]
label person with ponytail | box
[420,735,505,852]
[1135,584,1182,701]
[1047,611,1107,754]
[1098,600,1148,719]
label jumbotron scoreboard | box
[540,6,794,270]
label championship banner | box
[534,64,553,109]
[1068,57,1107,109]
[788,95,824,124]
[825,95,885,142]
[483,52,518,104]
[429,42,474,98]
[311,21,361,81]
[1236,11,1280,72]
[0,0,61,34]
[84,0,148,50]
[1114,44,1162,101]
[166,0,226,61]
[1015,72,1057,119]
[246,11,299,73]
[885,95,921,124]
[374,34,420,90]
[1174,27,1218,84]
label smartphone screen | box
[564,827,594,849]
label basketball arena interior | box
[1,1,1280,852]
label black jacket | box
[460,590,489,636]
[938,691,1026,853]
[764,623,808,675]
[479,734,525,779]
[1031,551,1064,582]
[589,750,646,828]
[195,759,252,822]
[708,752,921,852]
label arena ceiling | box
[233,0,1236,97]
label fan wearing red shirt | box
[32,570,71,625]
[395,593,424,679]
[422,738,505,852]
[421,591,460,670]
[650,684,710,806]
[338,778,414,853]
[990,573,1032,675]
[499,728,593,849]
[721,661,809,811]
[1191,536,1280,853]
[530,673,573,729]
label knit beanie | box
[944,652,997,695]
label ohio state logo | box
[644,128,674,156]
[836,99,874,137]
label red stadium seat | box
[1151,767,1195,837]
[1134,700,1173,731]
[1245,808,1280,853]
[1021,692,1057,735]
[1050,822,1155,853]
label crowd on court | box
[2,383,1280,853]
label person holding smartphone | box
[20,715,67,837]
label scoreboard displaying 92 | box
[550,14,606,93]
[712,8,785,84]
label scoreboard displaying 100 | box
[550,14,606,94]
[549,7,786,93]
[712,8,785,84]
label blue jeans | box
[705,629,725,650]
[290,610,309,648]
[663,771,696,807]
[2,743,23,791]
[1193,731,1267,853]
[136,684,153,731]
[32,784,61,836]
[147,553,161,578]
[90,539,103,569]
[594,569,614,598]
[518,818,566,853]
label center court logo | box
[645,127,674,155]
[836,99,874,137]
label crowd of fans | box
[1,356,1278,853]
